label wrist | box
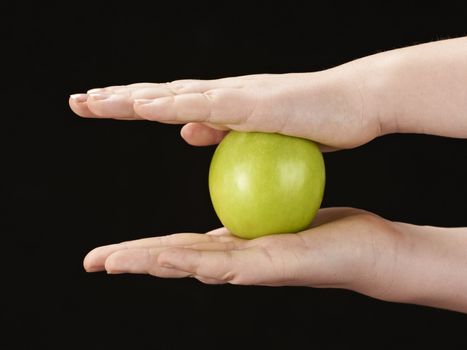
[339,50,406,136]
[393,224,467,313]
[355,221,467,313]
[305,65,385,148]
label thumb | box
[180,123,229,146]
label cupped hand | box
[69,71,384,150]
[84,207,406,302]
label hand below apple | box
[82,207,467,313]
[84,208,402,294]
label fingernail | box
[89,92,111,101]
[70,93,88,102]
[134,98,154,105]
[84,265,99,272]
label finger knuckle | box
[167,79,201,94]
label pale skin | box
[70,36,467,313]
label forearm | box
[374,223,467,313]
[348,36,467,137]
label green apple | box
[208,131,325,239]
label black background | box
[3,1,467,348]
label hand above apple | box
[69,70,385,151]
[71,36,467,313]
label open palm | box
[84,207,403,300]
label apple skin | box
[208,131,325,239]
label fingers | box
[180,123,228,146]
[84,230,288,285]
[165,78,244,94]
[69,78,245,120]
[87,83,155,94]
[156,247,263,284]
[83,234,214,272]
[83,232,243,272]
[104,248,191,278]
[69,94,98,118]
[70,86,175,119]
[133,88,258,126]
[83,243,122,272]
[86,93,142,119]
[104,241,244,278]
